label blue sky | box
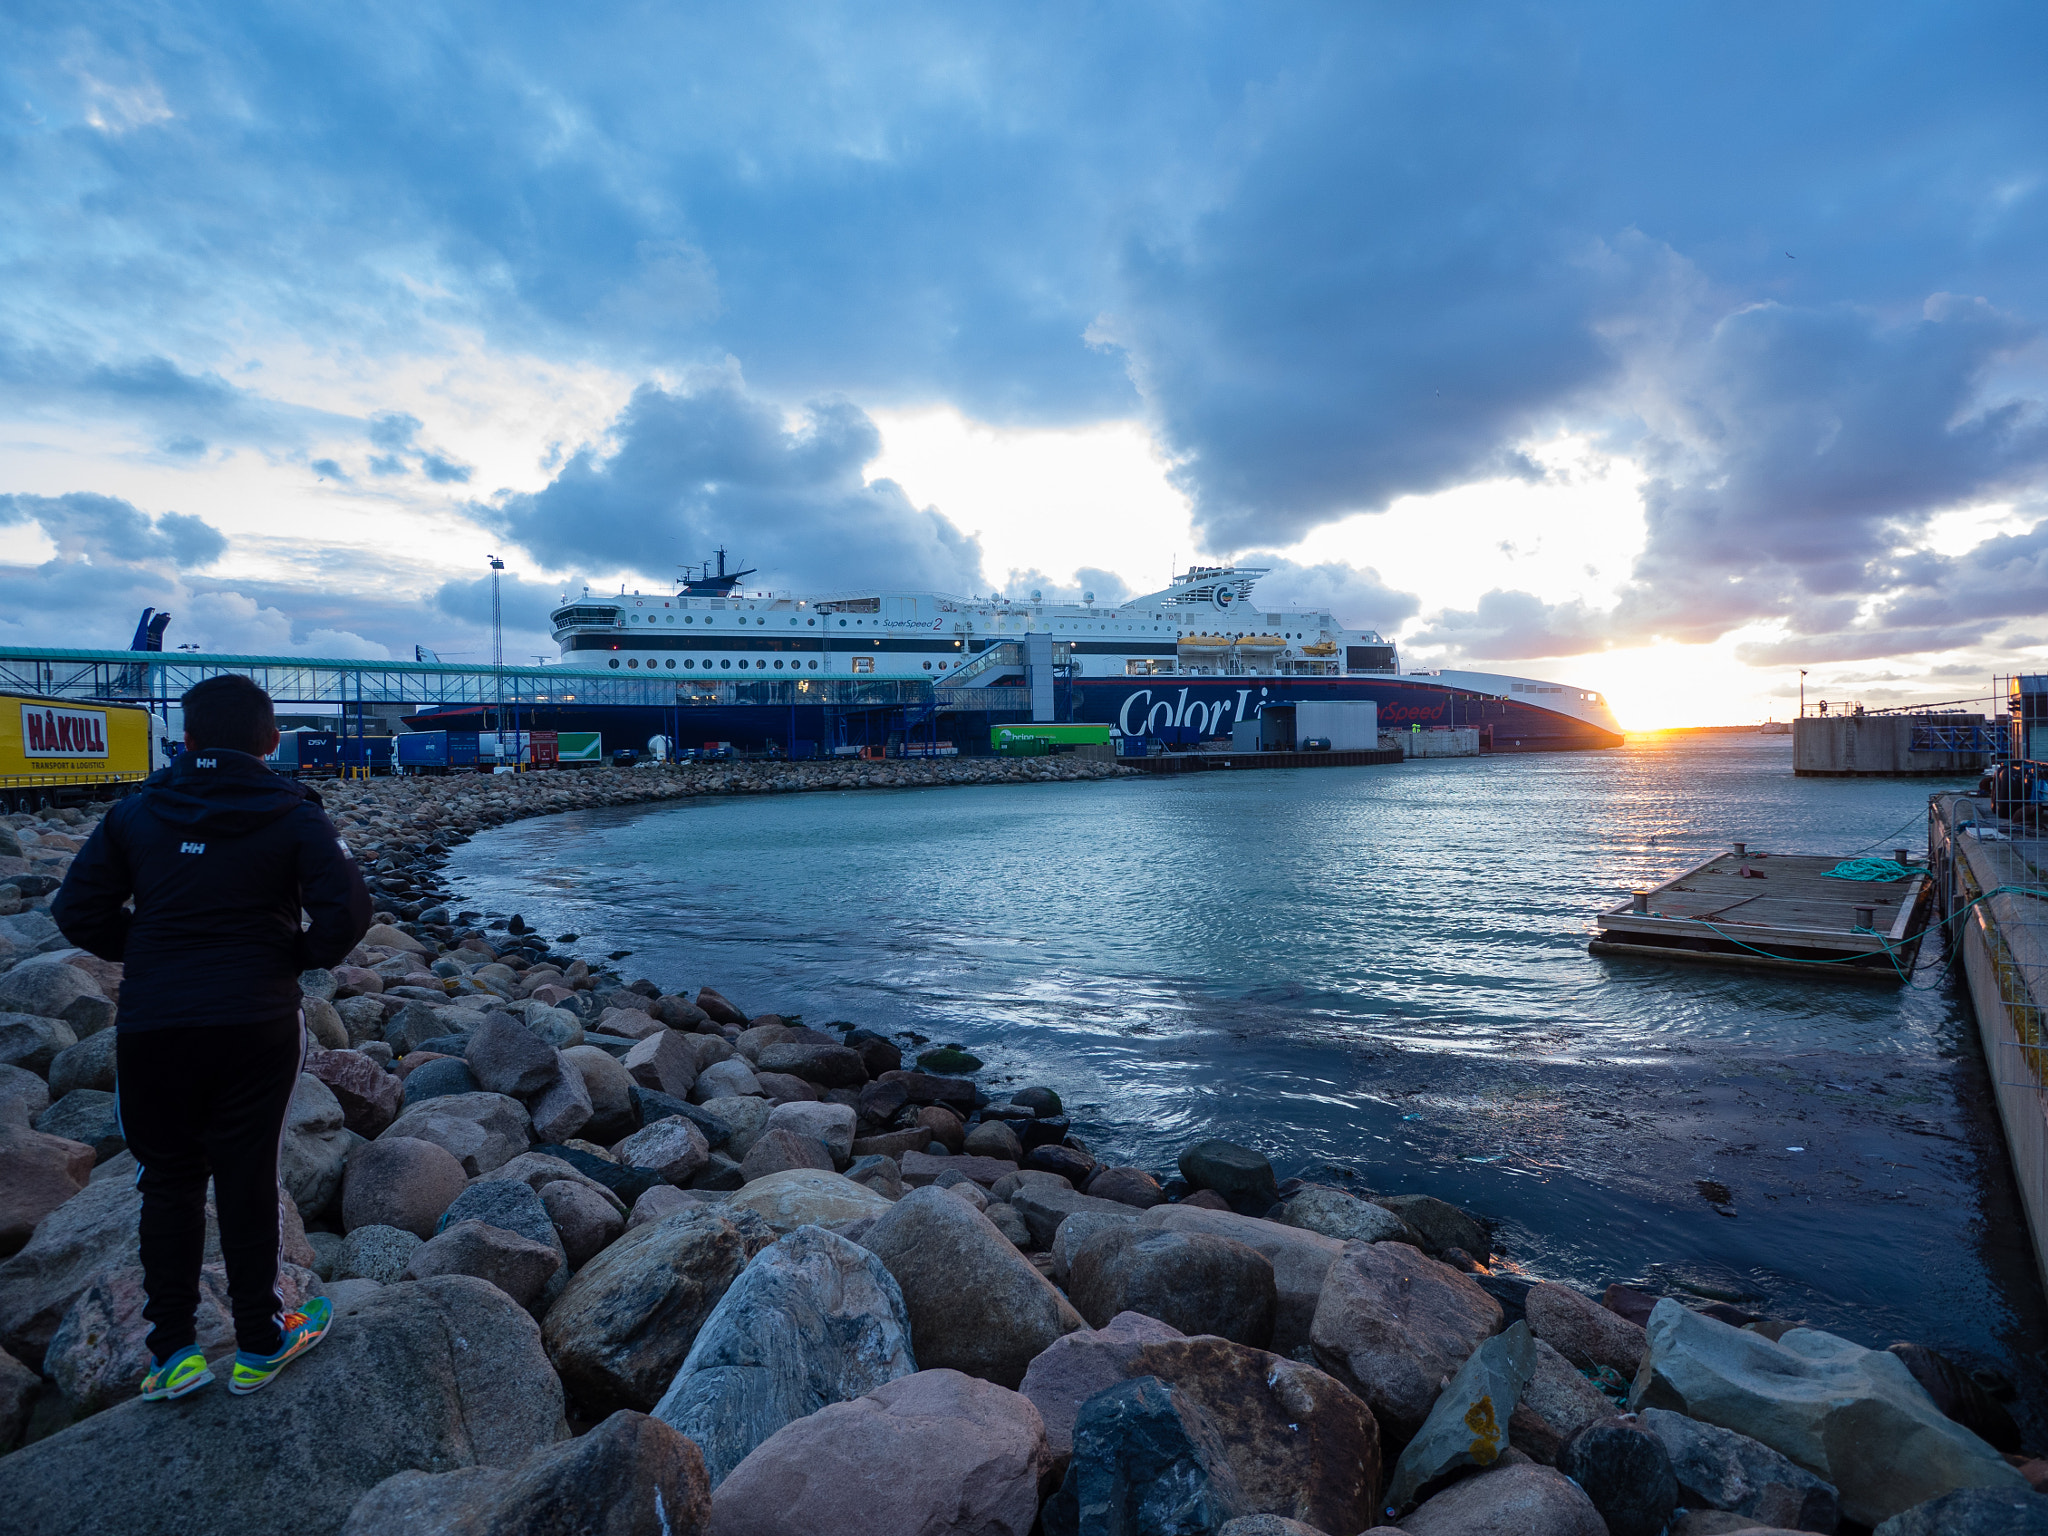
[3,2,2044,723]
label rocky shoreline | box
[1,794,2046,1536]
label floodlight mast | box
[489,556,506,742]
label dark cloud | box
[482,373,985,594]
[0,492,226,568]
[1227,556,1421,637]
[1409,588,1609,661]
[998,567,1132,605]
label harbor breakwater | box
[1,774,2045,1533]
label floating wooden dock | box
[1589,846,1932,981]
[1127,747,1404,775]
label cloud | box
[1227,556,1420,636]
[998,567,1132,605]
[481,369,986,594]
[0,492,225,567]
[1410,588,1611,661]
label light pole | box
[1799,668,1807,718]
[489,556,505,757]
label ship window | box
[666,615,674,623]
[720,660,731,669]
[808,618,816,626]
[738,660,748,669]
[923,661,932,670]
[684,660,694,668]
[839,619,847,627]
[627,658,638,667]
[686,615,693,622]
[666,660,676,668]
[609,659,620,669]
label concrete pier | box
[1794,714,1992,776]
[1931,793,2048,1292]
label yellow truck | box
[0,693,158,813]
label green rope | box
[1822,858,1917,882]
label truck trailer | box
[1,693,157,812]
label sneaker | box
[139,1345,214,1401]
[227,1296,333,1395]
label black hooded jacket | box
[53,748,373,1031]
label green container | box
[991,723,1112,756]
[556,731,603,764]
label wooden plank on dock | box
[1590,848,1930,980]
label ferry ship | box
[434,557,1621,754]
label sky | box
[3,3,2046,729]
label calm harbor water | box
[447,733,2046,1436]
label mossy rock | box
[916,1046,983,1074]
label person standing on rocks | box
[52,674,372,1401]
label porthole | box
[839,619,847,627]
[807,618,816,626]
[807,660,818,669]
[686,615,694,623]
[774,660,784,669]
[665,659,676,669]
[627,658,638,667]
[923,661,932,670]
[738,660,748,669]
[721,660,731,669]
[684,659,694,669]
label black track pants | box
[115,1017,305,1362]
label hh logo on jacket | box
[179,842,206,855]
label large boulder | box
[693,1093,771,1159]
[0,960,113,1037]
[1400,1459,1607,1535]
[0,1061,51,1127]
[1639,1405,1840,1532]
[1517,1337,1617,1457]
[305,1050,403,1137]
[1041,1374,1250,1536]
[707,1369,1049,1536]
[1385,1321,1536,1515]
[543,1207,774,1416]
[1873,1486,2048,1535]
[1308,1238,1503,1447]
[0,1124,94,1257]
[1178,1139,1279,1215]
[1009,1183,1150,1250]
[1371,1194,1490,1260]
[331,1224,422,1284]
[724,1168,894,1234]
[440,1175,573,1304]
[0,1012,76,1076]
[1128,1335,1384,1536]
[1142,1204,1348,1357]
[279,1072,352,1217]
[342,1409,710,1536]
[763,1100,856,1166]
[1068,1225,1278,1349]
[652,1226,916,1487]
[691,1058,761,1101]
[1276,1185,1416,1245]
[5,1276,568,1536]
[859,1185,1086,1389]
[402,1220,563,1313]
[1020,1311,1189,1462]
[382,1091,532,1177]
[1050,1208,1143,1284]
[1887,1341,2023,1455]
[1525,1280,1648,1377]
[563,1044,637,1143]
[0,1171,142,1359]
[465,1013,562,1098]
[525,1050,593,1143]
[1558,1415,1679,1536]
[1630,1299,2028,1526]
[616,1116,712,1185]
[341,1135,468,1238]
[35,1089,123,1162]
[482,1151,631,1220]
[738,1126,834,1182]
[753,1041,868,1089]
[542,1179,624,1267]
[0,1341,36,1447]
[46,1027,118,1100]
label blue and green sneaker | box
[227,1296,333,1395]
[139,1345,214,1401]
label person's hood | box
[141,748,317,835]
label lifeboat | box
[1234,634,1286,651]
[1300,639,1337,657]
[1176,634,1234,651]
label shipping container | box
[530,730,559,768]
[266,730,340,776]
[337,737,394,773]
[990,723,1113,756]
[395,730,481,773]
[556,731,603,765]
[0,692,156,811]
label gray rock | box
[34,1089,123,1162]
[1041,1374,1250,1536]
[402,1056,480,1105]
[1177,1138,1278,1215]
[1069,1225,1278,1350]
[0,1341,36,1449]
[439,1180,571,1312]
[1519,1337,1616,1450]
[694,1093,771,1158]
[386,1001,473,1056]
[466,1013,562,1099]
[1010,1182,1150,1250]
[844,1153,905,1200]
[3,1276,568,1536]
[299,967,340,1002]
[627,1185,705,1229]
[1400,1459,1607,1535]
[754,1041,867,1088]
[341,1408,711,1536]
[1217,1519,1330,1536]
[562,1044,636,1142]
[1560,1416,1680,1536]
[1639,1405,1842,1532]
[0,1062,51,1127]
[964,1118,1023,1162]
[1019,1311,1189,1463]
[342,1135,469,1238]
[402,1219,563,1312]
[383,1091,533,1177]
[278,1072,351,1217]
[1051,1208,1143,1283]
[478,1151,630,1221]
[541,1179,624,1267]
[330,1223,424,1284]
[739,1126,834,1182]
[306,1228,344,1280]
[301,995,349,1050]
[526,1049,592,1143]
[335,994,388,1047]
[1277,1184,1418,1245]
[1386,1320,1538,1513]
[763,1100,856,1166]
[691,1057,761,1101]
[45,1028,117,1100]
[1525,1280,1648,1377]
[0,961,113,1038]
[542,1206,775,1416]
[1873,1486,2048,1535]
[616,1115,711,1185]
[859,1184,1085,1389]
[1630,1299,2028,1526]
[1371,1193,1490,1260]
[622,1030,699,1099]
[652,1225,916,1486]
[1142,1205,1349,1359]
[0,1012,75,1077]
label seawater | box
[447,733,2046,1433]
